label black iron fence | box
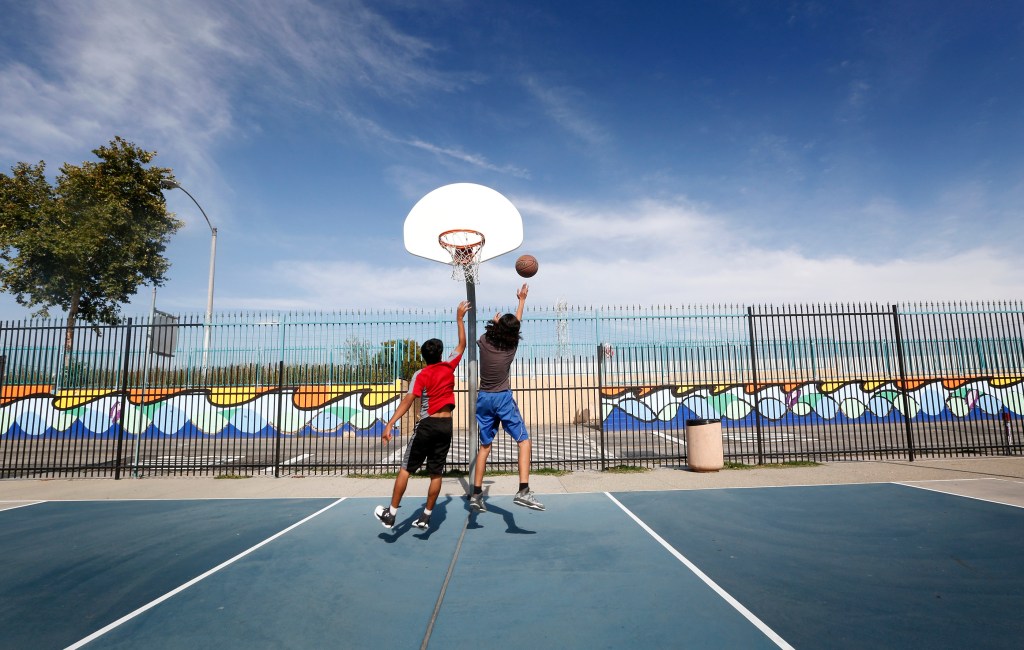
[1,302,1022,478]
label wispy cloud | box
[522,77,609,149]
[403,138,530,177]
[0,0,467,176]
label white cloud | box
[229,194,1024,312]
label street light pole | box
[159,179,217,374]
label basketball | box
[515,254,539,278]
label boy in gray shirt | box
[468,283,544,512]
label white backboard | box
[404,183,523,263]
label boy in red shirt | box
[374,300,470,530]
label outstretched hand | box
[517,283,529,301]
[457,300,471,320]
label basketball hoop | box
[439,229,485,283]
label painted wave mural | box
[1,377,1021,439]
[0,382,404,439]
[601,377,1024,430]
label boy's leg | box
[517,438,532,484]
[473,443,492,488]
[391,468,411,509]
[426,474,442,510]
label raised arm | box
[514,283,529,321]
[453,300,470,357]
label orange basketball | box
[515,254,539,278]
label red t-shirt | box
[408,352,463,418]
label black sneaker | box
[413,512,430,529]
[374,505,396,529]
[468,493,487,512]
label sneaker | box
[413,512,430,530]
[374,505,396,529]
[513,489,545,511]
[468,493,487,512]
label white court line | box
[262,453,312,473]
[649,430,685,445]
[605,492,794,650]
[0,500,46,511]
[896,480,1024,509]
[64,497,346,650]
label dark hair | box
[483,313,521,350]
[420,338,443,364]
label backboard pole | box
[465,279,479,479]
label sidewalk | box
[2,457,1023,503]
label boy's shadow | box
[460,481,535,535]
[378,496,452,543]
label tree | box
[0,136,184,353]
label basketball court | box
[4,188,1023,648]
[2,475,1023,649]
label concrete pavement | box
[2,456,1023,507]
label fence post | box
[113,319,134,480]
[891,305,916,462]
[274,359,284,477]
[746,307,764,465]
[596,344,607,471]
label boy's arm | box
[514,283,529,321]
[453,300,470,357]
[381,391,417,444]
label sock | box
[519,483,529,493]
[473,486,482,495]
[389,505,398,515]
[423,508,432,516]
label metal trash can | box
[685,418,723,472]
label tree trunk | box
[62,292,81,378]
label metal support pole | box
[203,227,217,375]
[465,279,479,478]
[891,305,916,462]
[746,306,764,465]
[133,287,157,478]
[113,319,134,480]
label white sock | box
[423,508,432,516]
[389,506,398,515]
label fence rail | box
[2,301,1022,478]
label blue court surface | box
[2,482,1023,649]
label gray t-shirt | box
[477,334,518,392]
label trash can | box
[685,418,723,472]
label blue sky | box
[2,0,1022,320]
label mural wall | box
[1,376,1021,439]
[601,377,1023,430]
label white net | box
[439,230,485,284]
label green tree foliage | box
[0,137,183,352]
[377,339,426,381]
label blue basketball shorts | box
[476,390,529,445]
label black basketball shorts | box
[402,416,454,476]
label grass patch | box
[214,474,252,480]
[533,467,570,476]
[603,465,649,474]
[724,461,821,470]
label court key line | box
[604,492,794,650]
[64,497,347,650]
